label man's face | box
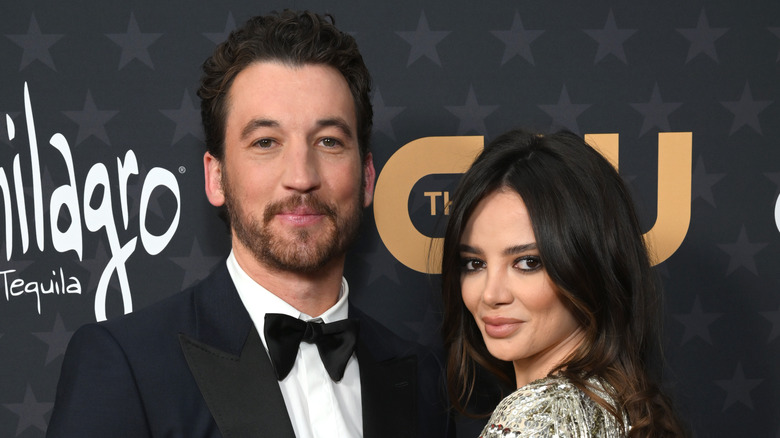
[204,61,375,274]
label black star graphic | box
[490,11,544,66]
[717,226,767,276]
[630,83,683,136]
[677,8,728,63]
[5,14,63,71]
[372,88,405,140]
[721,82,772,135]
[715,363,762,410]
[170,237,223,289]
[106,13,162,69]
[761,303,780,342]
[2,385,53,435]
[584,10,636,64]
[363,250,401,286]
[32,313,73,365]
[692,157,725,207]
[538,85,591,134]
[673,295,722,345]
[61,90,119,146]
[405,304,444,348]
[160,89,203,144]
[204,12,236,45]
[766,172,780,189]
[79,240,111,295]
[444,86,498,136]
[397,11,450,67]
[770,28,780,62]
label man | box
[48,11,452,437]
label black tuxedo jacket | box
[47,264,453,437]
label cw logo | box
[373,133,693,274]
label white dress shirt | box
[226,251,363,438]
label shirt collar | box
[226,251,350,348]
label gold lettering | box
[585,133,692,265]
[423,191,442,215]
[373,137,483,273]
[375,133,692,274]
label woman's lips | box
[482,316,523,338]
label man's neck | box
[231,247,346,317]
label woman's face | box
[459,189,584,386]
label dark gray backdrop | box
[1,0,779,436]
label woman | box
[441,130,685,437]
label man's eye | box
[254,138,274,148]
[320,137,340,148]
[515,256,542,272]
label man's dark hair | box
[198,10,373,160]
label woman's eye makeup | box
[514,256,542,271]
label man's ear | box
[362,153,376,208]
[204,152,225,207]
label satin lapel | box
[179,264,294,438]
[357,342,418,438]
[179,328,295,438]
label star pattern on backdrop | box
[203,12,236,45]
[717,226,768,276]
[673,295,722,345]
[5,14,63,71]
[160,90,203,144]
[630,83,682,136]
[79,240,111,295]
[721,82,772,135]
[490,11,544,66]
[61,90,118,146]
[444,86,498,135]
[371,88,405,140]
[761,303,780,342]
[583,10,636,64]
[691,157,725,206]
[2,385,53,436]
[715,362,762,411]
[106,13,162,69]
[170,238,223,289]
[397,11,450,67]
[769,28,780,62]
[405,305,445,348]
[677,9,728,63]
[32,314,73,365]
[538,85,591,134]
[362,248,401,286]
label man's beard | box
[223,179,363,274]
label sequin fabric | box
[479,376,629,438]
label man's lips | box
[276,207,326,226]
[482,316,523,338]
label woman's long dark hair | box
[441,129,685,437]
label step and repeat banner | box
[1,0,779,436]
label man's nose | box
[281,142,321,193]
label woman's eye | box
[460,258,485,272]
[515,256,542,272]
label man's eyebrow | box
[318,118,354,139]
[241,118,278,140]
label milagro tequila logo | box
[1,83,181,321]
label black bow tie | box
[264,313,359,382]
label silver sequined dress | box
[479,376,629,438]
